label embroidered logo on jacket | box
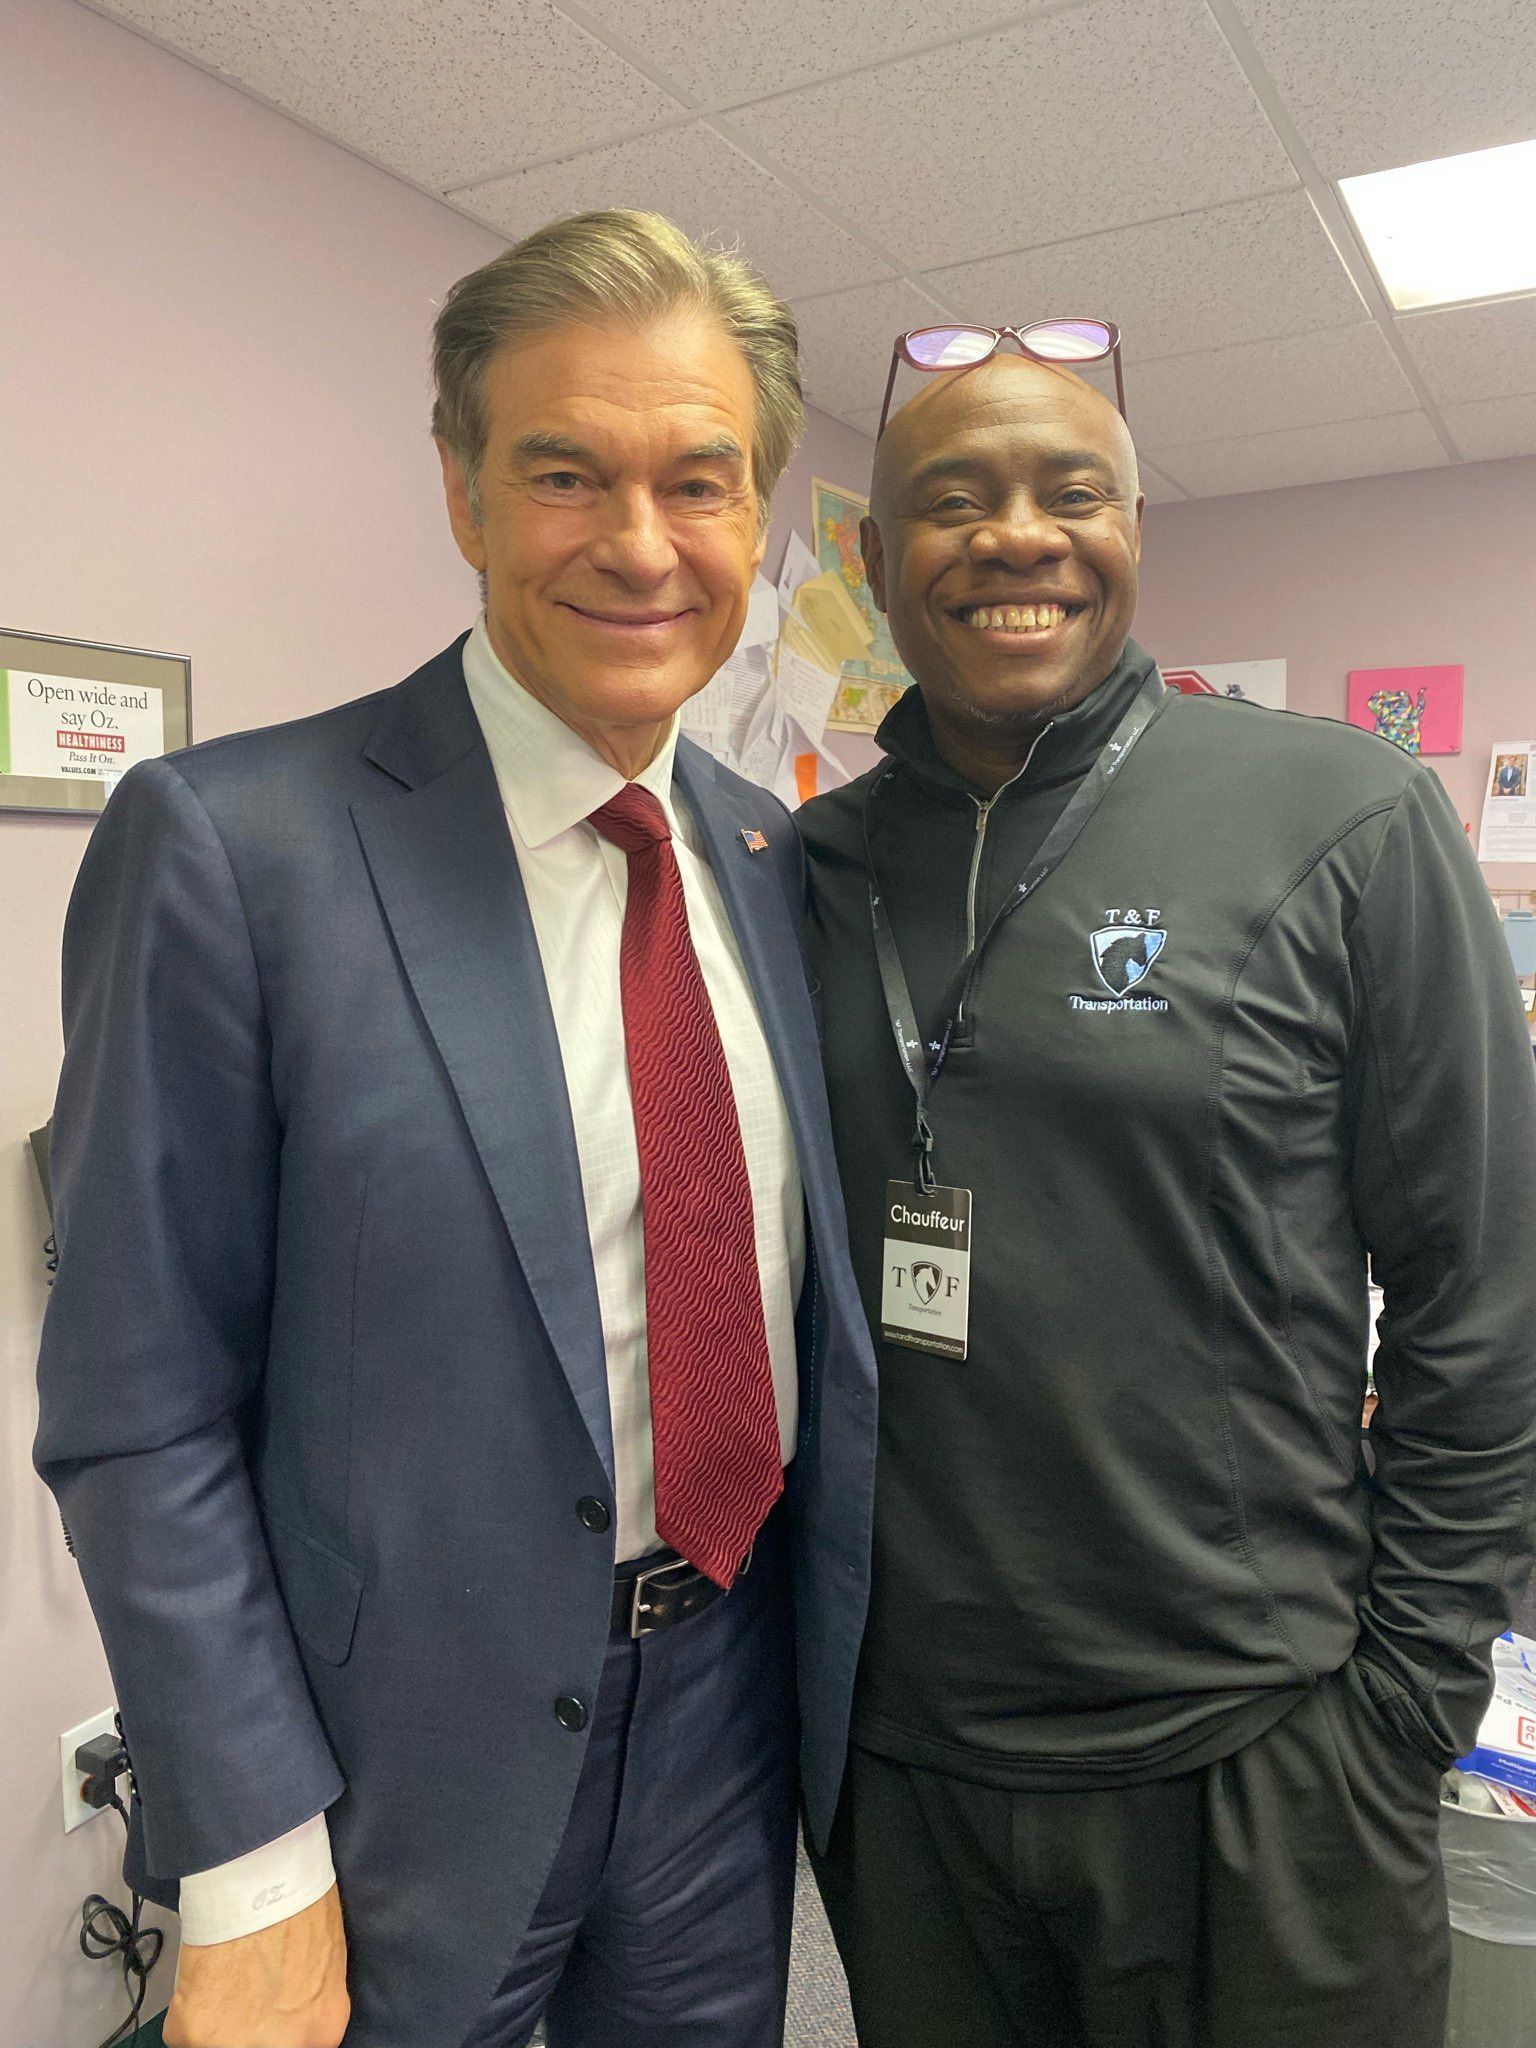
[1069,909,1170,1013]
[1090,924,1167,997]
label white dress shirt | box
[178,619,804,1945]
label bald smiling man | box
[796,352,1536,2048]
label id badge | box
[881,1180,972,1360]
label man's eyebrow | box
[909,446,1119,483]
[679,436,746,465]
[1044,447,1119,478]
[513,432,594,464]
[510,432,746,467]
[905,453,988,491]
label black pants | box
[811,1664,1449,2048]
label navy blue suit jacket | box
[35,637,877,2047]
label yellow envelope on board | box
[791,571,873,666]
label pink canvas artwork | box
[1346,665,1464,757]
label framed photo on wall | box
[0,627,191,816]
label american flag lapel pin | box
[740,827,769,853]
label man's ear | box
[436,439,488,573]
[860,515,888,616]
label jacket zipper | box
[958,721,1053,1028]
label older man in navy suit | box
[36,210,876,2048]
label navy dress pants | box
[461,1533,796,2048]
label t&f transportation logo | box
[893,1258,955,1309]
[1070,907,1170,1013]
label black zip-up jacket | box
[799,640,1536,1788]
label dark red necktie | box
[588,783,783,1588]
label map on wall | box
[812,477,913,732]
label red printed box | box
[58,730,127,754]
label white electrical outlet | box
[60,1707,120,1834]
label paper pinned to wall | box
[770,713,851,809]
[737,676,786,788]
[680,670,732,746]
[775,640,842,748]
[790,571,872,669]
[683,641,765,751]
[680,536,855,808]
[1478,742,1536,861]
[777,531,820,610]
[742,572,780,655]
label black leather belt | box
[610,1545,750,1638]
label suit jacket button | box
[555,1696,588,1733]
[577,1497,611,1534]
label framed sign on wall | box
[0,628,191,816]
[1345,664,1463,757]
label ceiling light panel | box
[1340,139,1536,311]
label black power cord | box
[75,1725,164,2048]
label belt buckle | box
[628,1554,696,1639]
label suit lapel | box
[672,742,831,1226]
[351,653,614,1484]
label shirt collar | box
[873,636,1160,803]
[460,614,682,849]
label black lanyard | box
[864,668,1168,1191]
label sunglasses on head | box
[876,320,1125,439]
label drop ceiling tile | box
[1150,411,1447,496]
[729,0,1297,271]
[923,193,1365,361]
[1439,393,1536,462]
[567,0,1045,107]
[1395,295,1536,406]
[790,278,953,416]
[455,125,891,299]
[1128,324,1416,445]
[841,406,887,439]
[1231,0,1536,179]
[94,0,684,191]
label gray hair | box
[432,209,804,532]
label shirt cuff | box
[178,1813,336,1946]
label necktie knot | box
[589,783,671,855]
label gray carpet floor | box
[787,1844,856,2047]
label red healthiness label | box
[58,730,126,753]
[1519,1714,1536,1752]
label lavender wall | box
[1137,458,1536,890]
[0,3,875,2038]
